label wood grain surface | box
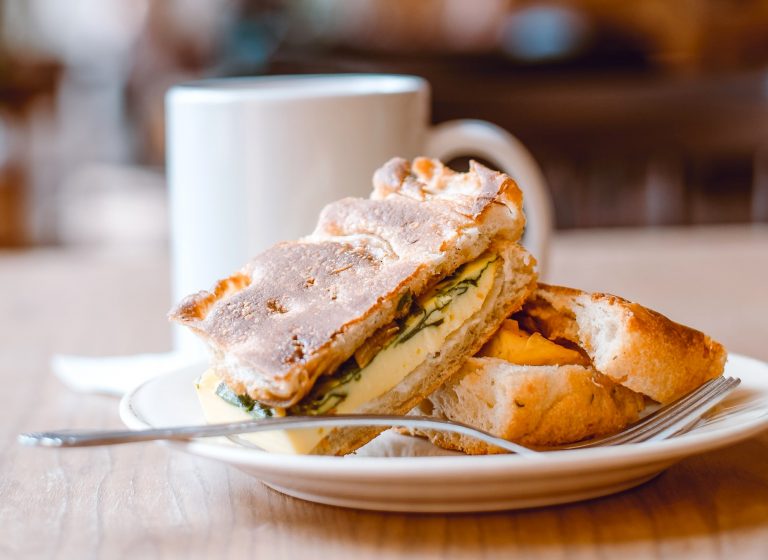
[1,225,767,559]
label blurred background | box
[2,0,768,250]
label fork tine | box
[558,376,738,449]
[600,377,733,446]
[561,377,722,448]
[641,377,741,443]
[618,377,739,445]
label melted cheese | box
[196,369,326,453]
[479,319,589,366]
[195,253,499,454]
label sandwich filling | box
[479,319,590,366]
[195,252,500,454]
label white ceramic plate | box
[120,354,768,512]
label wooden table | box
[2,225,767,559]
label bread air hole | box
[417,398,435,416]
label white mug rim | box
[168,73,429,103]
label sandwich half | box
[169,157,538,455]
[407,284,727,453]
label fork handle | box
[17,414,539,456]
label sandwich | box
[169,157,538,455]
[406,284,727,453]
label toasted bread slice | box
[519,284,727,404]
[170,157,527,408]
[410,358,646,453]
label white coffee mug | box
[166,74,552,353]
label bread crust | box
[409,359,646,453]
[520,284,728,404]
[169,157,526,408]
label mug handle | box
[426,119,553,276]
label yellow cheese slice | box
[195,369,326,453]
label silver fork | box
[17,376,739,455]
